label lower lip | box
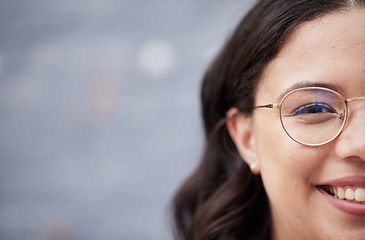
[318,188,365,216]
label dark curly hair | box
[171,0,365,239]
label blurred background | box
[0,0,254,239]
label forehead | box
[257,8,365,100]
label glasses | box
[256,87,365,146]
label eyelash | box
[292,102,337,116]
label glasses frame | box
[255,86,365,146]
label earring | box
[250,162,256,171]
[250,162,260,175]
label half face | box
[251,7,365,240]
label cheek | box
[253,117,326,201]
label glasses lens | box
[280,88,346,145]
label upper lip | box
[317,175,365,187]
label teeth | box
[355,188,365,202]
[337,187,345,199]
[345,189,354,200]
[325,186,365,203]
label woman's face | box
[253,8,365,240]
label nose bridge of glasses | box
[345,96,365,114]
[343,96,365,124]
[340,97,365,145]
[346,96,365,103]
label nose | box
[335,101,365,161]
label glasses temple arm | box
[255,103,281,109]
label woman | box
[172,0,365,239]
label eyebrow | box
[276,81,343,102]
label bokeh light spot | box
[137,39,174,78]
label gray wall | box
[0,1,254,239]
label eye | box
[292,102,337,116]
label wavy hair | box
[171,0,365,239]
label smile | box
[320,185,365,204]
[317,179,365,216]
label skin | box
[227,7,365,240]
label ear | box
[226,108,260,175]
